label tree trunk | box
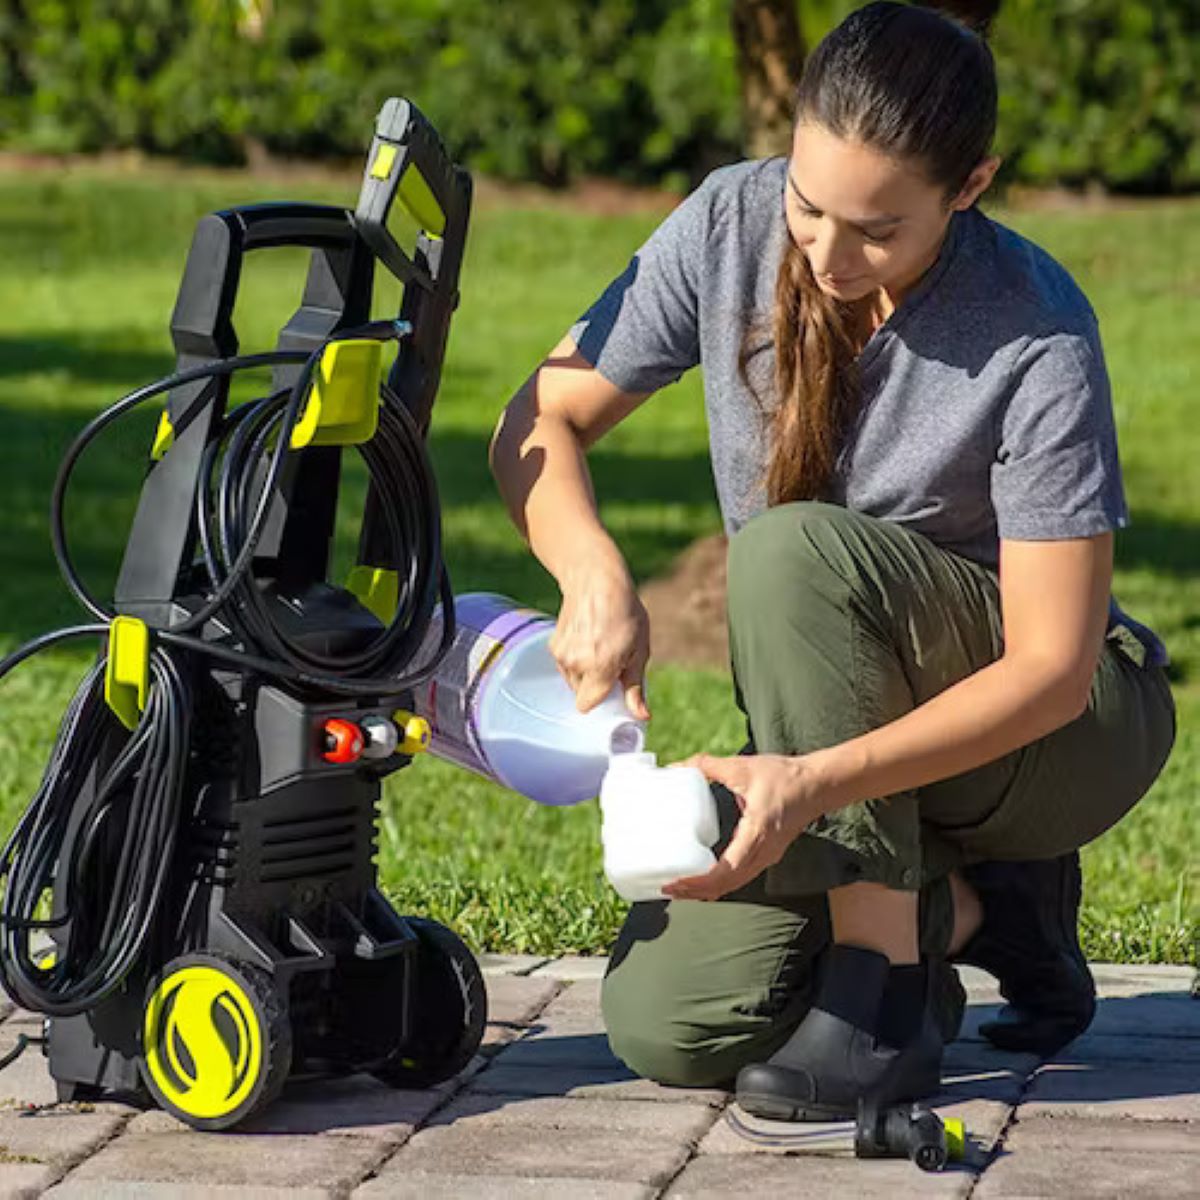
[731,0,806,160]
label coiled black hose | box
[0,325,455,1016]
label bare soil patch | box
[638,532,731,671]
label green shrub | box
[1,0,1198,192]
[993,0,1200,192]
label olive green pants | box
[603,502,1176,1087]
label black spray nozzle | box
[855,1099,960,1172]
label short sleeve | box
[567,174,716,394]
[991,322,1129,540]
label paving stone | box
[482,974,563,1053]
[49,1185,330,1199]
[936,1067,1025,1114]
[522,982,609,1042]
[3,1011,44,1030]
[477,954,553,977]
[356,1172,653,1199]
[529,957,611,982]
[960,993,1200,1049]
[1021,1061,1200,1121]
[974,1115,1200,1199]
[0,1106,130,1168]
[665,1150,974,1197]
[234,1072,448,1139]
[0,1030,61,1109]
[942,1039,1041,1082]
[1090,964,1195,994]
[540,978,603,1011]
[1050,1032,1200,1065]
[1085,992,1200,1039]
[64,1114,383,1191]
[497,1032,623,1070]
[954,965,1002,998]
[379,1094,717,1187]
[466,1063,728,1106]
[0,1161,55,1198]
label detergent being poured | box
[410,593,720,899]
[409,592,647,805]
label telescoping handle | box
[353,98,472,442]
[354,97,470,293]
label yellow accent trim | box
[371,143,398,180]
[290,339,381,449]
[143,965,264,1121]
[392,710,431,756]
[151,412,174,460]
[398,164,446,238]
[36,950,57,971]
[346,566,398,623]
[943,1117,966,1161]
[104,616,150,731]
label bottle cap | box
[606,749,656,769]
[608,722,646,755]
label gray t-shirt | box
[570,156,1166,662]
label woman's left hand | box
[661,751,831,902]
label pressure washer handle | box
[354,96,471,291]
[352,96,473,446]
[854,1100,961,1172]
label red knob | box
[322,718,364,764]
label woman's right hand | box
[550,558,652,721]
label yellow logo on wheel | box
[143,965,264,1120]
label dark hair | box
[740,1,998,506]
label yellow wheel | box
[139,953,290,1131]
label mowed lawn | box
[0,162,1195,962]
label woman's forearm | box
[811,654,1089,812]
[488,382,629,589]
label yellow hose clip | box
[392,710,432,756]
[290,339,382,449]
[104,616,150,731]
[346,566,398,623]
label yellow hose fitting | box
[392,710,432,756]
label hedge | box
[1,0,1196,192]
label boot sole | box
[737,1063,942,1123]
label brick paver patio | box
[0,959,1194,1197]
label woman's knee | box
[601,970,762,1088]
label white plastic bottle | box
[599,752,720,902]
[408,593,646,806]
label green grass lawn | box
[0,162,1195,963]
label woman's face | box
[785,121,997,305]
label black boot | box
[736,946,944,1122]
[955,853,1096,1054]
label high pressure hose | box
[0,323,455,1015]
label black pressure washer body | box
[0,101,488,1130]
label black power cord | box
[0,324,456,1019]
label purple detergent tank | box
[409,593,646,805]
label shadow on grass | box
[1116,511,1200,582]
[0,334,171,389]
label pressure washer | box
[0,98,489,1130]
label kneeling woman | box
[489,1,1175,1120]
